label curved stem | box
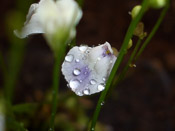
[89,0,149,130]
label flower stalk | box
[134,0,170,61]
[49,42,67,130]
[90,0,149,130]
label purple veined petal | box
[61,42,117,96]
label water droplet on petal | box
[82,56,87,60]
[84,72,87,75]
[129,63,136,67]
[90,79,96,85]
[77,91,83,96]
[97,57,101,61]
[79,46,87,52]
[65,54,74,62]
[110,60,113,63]
[73,68,81,76]
[83,89,90,95]
[97,84,105,91]
[69,79,80,91]
[102,77,106,81]
[75,59,80,63]
[85,50,90,54]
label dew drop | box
[84,72,87,75]
[110,60,113,63]
[101,101,105,105]
[67,84,70,88]
[79,46,87,52]
[65,54,74,62]
[75,59,80,63]
[69,79,80,91]
[83,89,90,95]
[102,77,106,81]
[77,91,83,96]
[73,68,81,76]
[97,57,101,61]
[82,56,87,60]
[90,79,96,85]
[85,50,90,54]
[97,84,105,91]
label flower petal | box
[14,3,44,38]
[14,0,82,39]
[61,42,117,96]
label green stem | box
[134,1,170,61]
[112,39,142,87]
[0,51,7,81]
[4,41,25,104]
[49,46,66,131]
[90,0,149,130]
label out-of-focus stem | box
[49,45,66,131]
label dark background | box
[1,0,175,130]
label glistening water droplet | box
[77,91,83,96]
[73,68,81,76]
[79,46,87,52]
[102,77,106,81]
[65,54,74,62]
[83,89,90,95]
[90,79,96,85]
[82,56,87,60]
[75,59,80,63]
[85,50,90,54]
[69,79,80,91]
[101,101,105,105]
[97,57,101,61]
[97,84,105,91]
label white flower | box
[61,42,117,96]
[14,0,82,39]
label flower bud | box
[127,39,133,49]
[131,5,142,19]
[14,0,82,55]
[149,0,167,9]
[134,22,147,39]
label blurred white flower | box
[61,42,117,96]
[14,0,82,40]
[0,115,5,131]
